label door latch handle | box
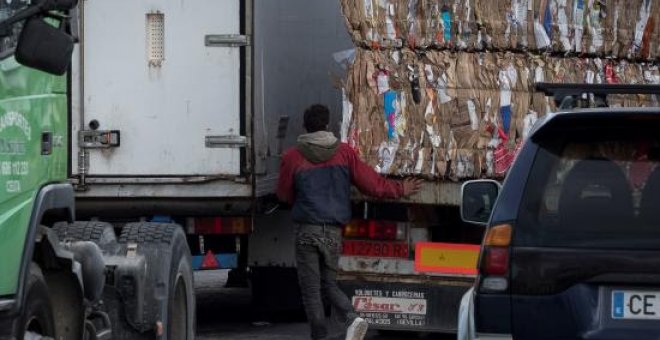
[41,132,52,155]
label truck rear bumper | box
[338,274,474,332]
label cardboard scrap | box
[341,49,659,180]
[340,0,660,60]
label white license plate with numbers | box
[612,290,660,320]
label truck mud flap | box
[339,279,472,333]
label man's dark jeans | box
[295,224,357,340]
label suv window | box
[0,0,29,59]
[516,119,660,249]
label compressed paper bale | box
[631,0,657,60]
[482,0,504,49]
[416,0,434,47]
[456,52,476,89]
[491,0,511,49]
[455,88,481,128]
[375,0,389,40]
[524,0,540,50]
[340,0,658,58]
[513,89,531,139]
[449,149,478,180]
[342,47,658,179]
[514,54,531,91]
[475,0,497,49]
[458,0,481,49]
[531,92,550,116]
[341,0,365,43]
[616,0,641,59]
[402,0,419,46]
[612,1,630,58]
[600,0,617,56]
[552,0,576,53]
[482,52,501,90]
[479,88,501,120]
[584,0,607,55]
[505,0,533,49]
[473,53,491,89]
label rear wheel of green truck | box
[15,263,56,339]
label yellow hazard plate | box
[414,242,481,275]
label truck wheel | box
[119,223,196,340]
[53,221,117,249]
[169,254,193,340]
[15,263,56,339]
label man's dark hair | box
[303,104,330,133]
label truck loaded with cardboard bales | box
[331,0,659,333]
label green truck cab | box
[0,2,194,339]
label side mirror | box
[15,17,74,75]
[460,180,501,225]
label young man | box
[277,104,422,340]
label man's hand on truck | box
[402,178,424,197]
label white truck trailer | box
[69,0,357,317]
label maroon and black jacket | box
[277,140,404,226]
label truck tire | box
[14,263,56,339]
[118,223,196,340]
[53,221,117,250]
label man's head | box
[303,104,330,133]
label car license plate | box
[342,240,408,258]
[612,290,660,320]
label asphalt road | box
[194,270,453,340]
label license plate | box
[342,240,408,258]
[612,290,660,320]
[352,296,427,315]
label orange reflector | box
[484,224,512,247]
[201,250,219,269]
[229,218,249,234]
[414,242,481,275]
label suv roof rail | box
[535,83,660,110]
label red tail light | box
[190,217,251,235]
[479,224,512,292]
[368,221,397,239]
[483,247,509,275]
[343,220,404,241]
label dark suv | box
[458,85,660,340]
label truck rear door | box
[73,0,245,176]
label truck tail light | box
[343,220,406,241]
[479,224,512,292]
[187,217,252,235]
[343,220,368,238]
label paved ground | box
[194,270,453,340]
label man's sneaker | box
[345,317,368,340]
